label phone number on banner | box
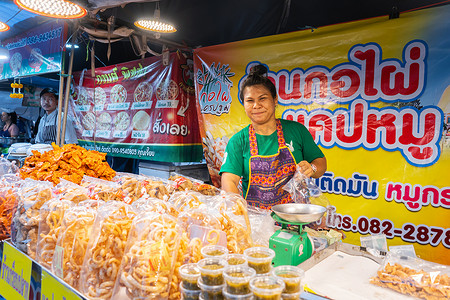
[328,214,450,248]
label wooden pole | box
[56,70,65,146]
[61,30,77,145]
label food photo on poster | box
[0,1,449,300]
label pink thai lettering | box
[282,100,442,166]
[244,41,426,105]
[385,182,450,211]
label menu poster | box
[71,53,203,162]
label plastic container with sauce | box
[244,247,275,274]
[222,287,254,300]
[225,253,247,267]
[180,282,201,299]
[197,257,227,285]
[281,292,301,299]
[179,263,201,290]
[271,265,304,294]
[223,265,256,295]
[201,245,229,259]
[249,275,285,300]
[198,277,225,299]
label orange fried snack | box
[19,143,115,185]
[371,263,450,299]
[0,189,18,240]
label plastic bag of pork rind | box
[0,186,19,240]
[111,212,181,300]
[53,178,90,204]
[11,178,53,258]
[208,192,254,254]
[79,201,136,299]
[36,199,74,268]
[169,173,220,196]
[168,190,205,213]
[141,176,171,200]
[80,175,122,202]
[113,172,148,204]
[51,201,103,289]
[282,166,311,204]
[131,196,178,217]
[0,156,19,176]
[370,252,450,299]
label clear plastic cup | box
[198,277,225,299]
[223,265,256,295]
[271,265,304,294]
[225,254,247,267]
[179,263,201,290]
[180,282,201,299]
[223,287,254,300]
[249,275,285,300]
[244,247,275,274]
[201,245,229,259]
[197,257,228,286]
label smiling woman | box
[220,64,327,209]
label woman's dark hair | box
[5,112,17,124]
[239,64,277,100]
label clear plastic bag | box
[79,201,136,299]
[11,178,53,258]
[169,173,219,196]
[113,172,148,204]
[131,197,178,217]
[51,203,100,289]
[141,177,171,200]
[80,175,122,202]
[36,199,74,268]
[0,156,19,176]
[168,190,205,213]
[247,206,276,247]
[111,213,181,300]
[211,192,253,254]
[0,186,19,240]
[282,167,311,204]
[370,252,450,299]
[53,179,89,203]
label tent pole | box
[61,29,77,145]
[56,69,65,146]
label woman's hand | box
[297,157,327,178]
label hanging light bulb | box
[14,0,86,19]
[134,2,176,33]
[0,21,9,32]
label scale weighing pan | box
[272,203,326,223]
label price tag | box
[107,103,130,110]
[132,131,149,139]
[53,245,64,279]
[113,131,128,139]
[82,130,93,137]
[155,100,179,108]
[131,101,153,110]
[93,104,105,111]
[95,130,111,139]
[74,105,90,112]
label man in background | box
[35,88,78,144]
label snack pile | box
[19,143,116,184]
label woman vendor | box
[0,111,20,138]
[220,65,327,209]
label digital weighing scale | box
[269,203,326,267]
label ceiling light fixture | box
[134,2,176,33]
[0,21,10,32]
[14,0,87,19]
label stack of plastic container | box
[198,257,228,299]
[179,263,202,300]
[272,266,305,299]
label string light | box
[14,0,87,19]
[134,19,176,33]
[0,21,9,32]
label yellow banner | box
[41,269,83,300]
[194,6,450,264]
[0,242,32,300]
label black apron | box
[40,114,57,144]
